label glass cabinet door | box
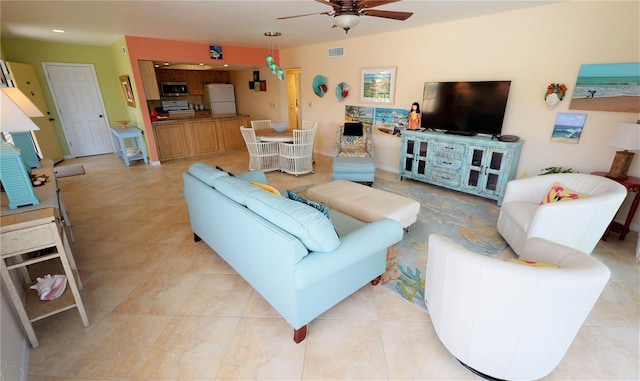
[463,146,509,196]
[403,139,415,173]
[402,138,429,178]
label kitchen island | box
[152,113,248,161]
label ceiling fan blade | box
[357,0,401,11]
[361,9,413,21]
[314,0,341,10]
[277,11,332,20]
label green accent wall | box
[1,38,133,155]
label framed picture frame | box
[119,75,136,108]
[360,66,396,105]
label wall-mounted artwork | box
[360,67,396,105]
[345,105,374,125]
[569,62,640,113]
[374,107,408,136]
[551,113,587,144]
[253,80,266,92]
[210,46,223,60]
[119,75,136,108]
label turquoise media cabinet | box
[399,130,523,205]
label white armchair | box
[497,173,627,255]
[425,234,611,381]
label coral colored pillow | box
[507,259,558,268]
[251,181,282,196]
[540,182,589,204]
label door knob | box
[49,118,55,122]
[98,115,103,118]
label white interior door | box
[42,63,112,157]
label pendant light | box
[264,32,284,80]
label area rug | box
[372,177,507,311]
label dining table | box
[256,128,294,142]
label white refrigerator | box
[204,83,237,115]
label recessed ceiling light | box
[154,64,159,68]
[163,62,170,66]
[223,64,229,67]
[51,29,66,33]
[198,63,204,66]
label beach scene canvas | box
[569,62,640,113]
[551,113,587,144]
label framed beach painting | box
[569,62,640,113]
[360,67,396,105]
[551,113,587,144]
[373,107,409,136]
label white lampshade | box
[333,14,360,30]
[1,87,42,133]
[609,122,640,151]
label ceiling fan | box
[278,0,413,33]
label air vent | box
[328,47,344,57]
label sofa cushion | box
[287,190,330,219]
[213,176,261,205]
[189,162,229,186]
[246,191,341,253]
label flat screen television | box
[420,80,511,137]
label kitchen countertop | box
[152,112,249,124]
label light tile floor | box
[25,149,639,380]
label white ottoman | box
[306,180,420,229]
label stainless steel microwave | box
[160,82,189,96]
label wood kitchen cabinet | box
[186,71,204,95]
[190,120,220,154]
[138,60,160,100]
[153,116,247,161]
[218,118,245,149]
[155,68,187,82]
[154,123,191,160]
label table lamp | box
[607,121,640,180]
[1,87,43,209]
[1,87,43,168]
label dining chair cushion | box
[213,176,261,206]
[246,191,340,253]
[189,162,230,186]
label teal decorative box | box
[0,142,39,209]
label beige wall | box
[280,1,639,177]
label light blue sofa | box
[183,163,403,343]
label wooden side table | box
[592,171,640,241]
[1,160,89,348]
[110,126,149,166]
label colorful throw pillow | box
[341,135,367,153]
[540,182,589,204]
[251,181,282,196]
[287,190,330,219]
[507,259,558,268]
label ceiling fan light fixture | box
[333,14,360,33]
